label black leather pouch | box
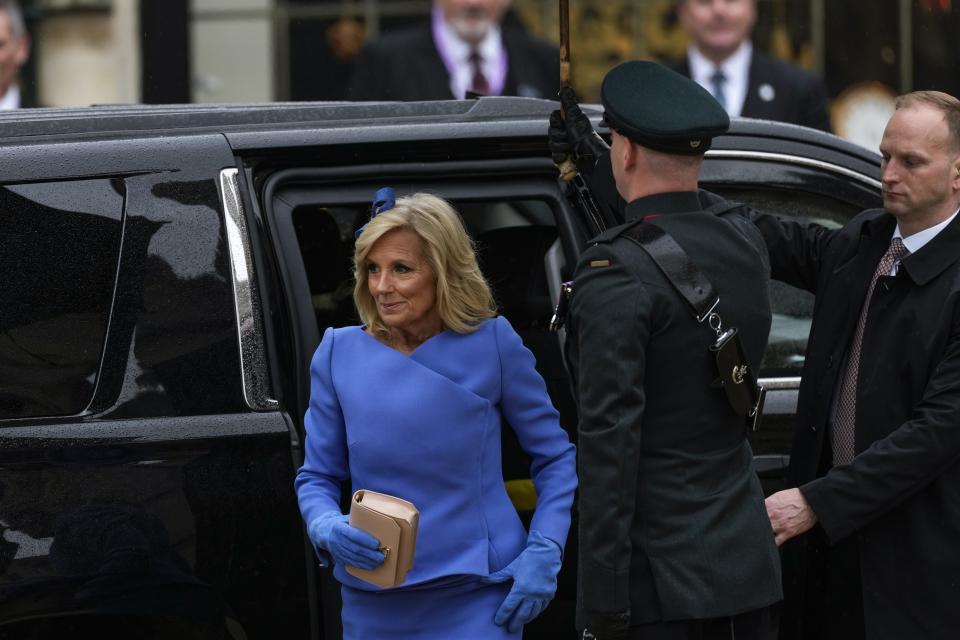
[711,327,766,431]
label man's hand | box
[548,87,609,176]
[765,488,818,546]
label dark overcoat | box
[569,192,783,627]
[753,209,960,639]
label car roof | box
[0,97,879,175]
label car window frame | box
[0,176,125,423]
[259,158,584,427]
[700,147,882,391]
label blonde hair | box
[353,193,497,340]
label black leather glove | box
[579,609,631,640]
[548,87,610,176]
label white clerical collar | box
[0,85,21,110]
[894,207,960,254]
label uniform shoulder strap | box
[620,221,719,323]
[621,216,767,429]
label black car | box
[0,99,880,639]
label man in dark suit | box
[673,0,830,132]
[348,0,558,101]
[552,61,782,640]
[760,91,960,639]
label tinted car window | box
[711,185,858,377]
[0,179,124,419]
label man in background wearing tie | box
[348,0,558,101]
[760,91,960,639]
[673,0,830,132]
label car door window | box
[707,185,862,378]
[0,179,124,419]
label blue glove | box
[307,511,384,570]
[489,530,563,633]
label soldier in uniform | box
[550,61,782,639]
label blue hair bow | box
[354,187,396,239]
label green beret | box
[601,60,730,155]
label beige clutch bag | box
[346,489,419,588]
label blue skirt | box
[341,576,521,640]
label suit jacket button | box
[810,424,817,432]
[827,355,834,368]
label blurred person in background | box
[348,0,558,101]
[673,0,830,132]
[0,1,29,109]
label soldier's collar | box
[624,191,701,221]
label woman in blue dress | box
[295,190,577,639]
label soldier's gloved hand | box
[489,530,562,633]
[548,86,610,176]
[307,511,384,570]
[579,609,631,640]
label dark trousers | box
[627,605,778,640]
[801,534,865,640]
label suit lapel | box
[742,52,772,120]
[501,30,545,98]
[899,213,960,286]
[414,29,455,100]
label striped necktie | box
[832,237,909,465]
[469,50,489,96]
[709,69,727,111]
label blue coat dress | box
[295,316,577,639]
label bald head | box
[895,91,960,154]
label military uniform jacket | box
[568,191,783,624]
[753,208,960,639]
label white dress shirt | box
[890,208,959,274]
[687,41,751,118]
[433,9,506,100]
[0,85,21,110]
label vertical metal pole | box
[899,0,913,92]
[635,0,647,60]
[365,0,379,39]
[273,0,289,101]
[559,0,570,86]
[810,0,825,75]
[114,0,142,103]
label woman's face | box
[365,228,441,335]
